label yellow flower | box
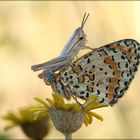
[32,93,108,138]
[2,106,50,139]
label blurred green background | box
[0,1,140,139]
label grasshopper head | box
[69,12,90,47]
[60,13,89,57]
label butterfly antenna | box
[81,13,90,28]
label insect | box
[31,13,93,85]
[32,14,140,106]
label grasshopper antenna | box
[81,13,90,29]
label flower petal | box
[34,98,50,108]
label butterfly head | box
[38,70,54,85]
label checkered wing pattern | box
[53,39,140,105]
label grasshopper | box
[31,13,93,85]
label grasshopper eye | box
[79,37,84,40]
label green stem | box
[64,132,72,140]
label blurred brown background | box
[0,1,140,139]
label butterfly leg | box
[71,95,84,108]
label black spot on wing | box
[99,98,105,103]
[80,91,85,94]
[121,55,125,60]
[64,72,67,76]
[104,72,107,75]
[100,68,103,71]
[125,63,128,68]
[73,85,80,88]
[92,65,95,68]
[86,92,89,98]
[87,58,91,64]
[97,90,100,95]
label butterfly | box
[40,39,140,105]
